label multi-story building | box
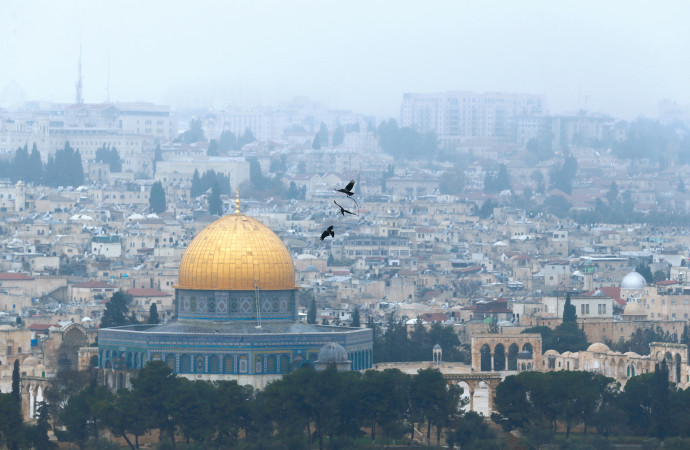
[400,91,546,146]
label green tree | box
[190,169,202,197]
[332,126,344,147]
[552,321,589,353]
[207,139,219,156]
[543,194,571,217]
[208,181,223,216]
[550,155,578,194]
[439,169,465,195]
[478,199,496,219]
[311,133,321,150]
[237,128,256,148]
[100,291,133,328]
[213,381,254,447]
[351,307,360,327]
[563,293,577,323]
[376,119,438,160]
[219,130,237,152]
[636,263,654,284]
[447,411,496,449]
[102,389,143,450]
[653,270,667,283]
[148,303,159,324]
[28,144,43,184]
[531,170,546,194]
[44,142,84,187]
[318,123,329,147]
[11,359,20,404]
[0,393,24,450]
[410,368,460,444]
[55,380,112,448]
[606,181,619,208]
[148,181,166,213]
[129,361,179,446]
[11,145,29,183]
[307,299,317,324]
[26,400,56,450]
[177,118,204,143]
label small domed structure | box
[315,342,351,371]
[587,343,611,354]
[621,271,647,290]
[623,301,646,317]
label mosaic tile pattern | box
[178,214,296,290]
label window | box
[6,347,11,355]
[598,304,606,315]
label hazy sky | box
[2,0,689,119]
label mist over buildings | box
[2,0,690,119]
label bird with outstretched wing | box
[320,225,334,240]
[334,200,356,216]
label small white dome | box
[621,271,647,290]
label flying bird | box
[334,180,355,196]
[320,225,334,240]
[334,200,356,216]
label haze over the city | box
[2,0,689,119]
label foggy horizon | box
[2,0,690,120]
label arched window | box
[280,354,290,374]
[208,355,219,374]
[165,354,175,371]
[224,355,234,373]
[267,355,277,374]
[180,355,191,373]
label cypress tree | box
[307,299,317,324]
[563,293,577,323]
[148,303,160,325]
[190,169,202,197]
[208,182,223,216]
[11,359,20,404]
[311,134,321,150]
[148,181,166,213]
[352,307,361,327]
[28,144,43,184]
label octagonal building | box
[98,202,373,389]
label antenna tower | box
[75,44,84,105]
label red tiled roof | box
[72,280,118,289]
[0,273,32,280]
[585,286,624,306]
[656,280,679,286]
[127,288,171,297]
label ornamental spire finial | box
[235,189,240,214]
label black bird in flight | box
[334,200,356,216]
[334,180,355,196]
[320,225,334,240]
[334,180,360,210]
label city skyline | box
[2,0,690,120]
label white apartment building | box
[400,91,546,145]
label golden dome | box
[177,213,296,291]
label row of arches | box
[160,353,293,375]
[479,343,533,372]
